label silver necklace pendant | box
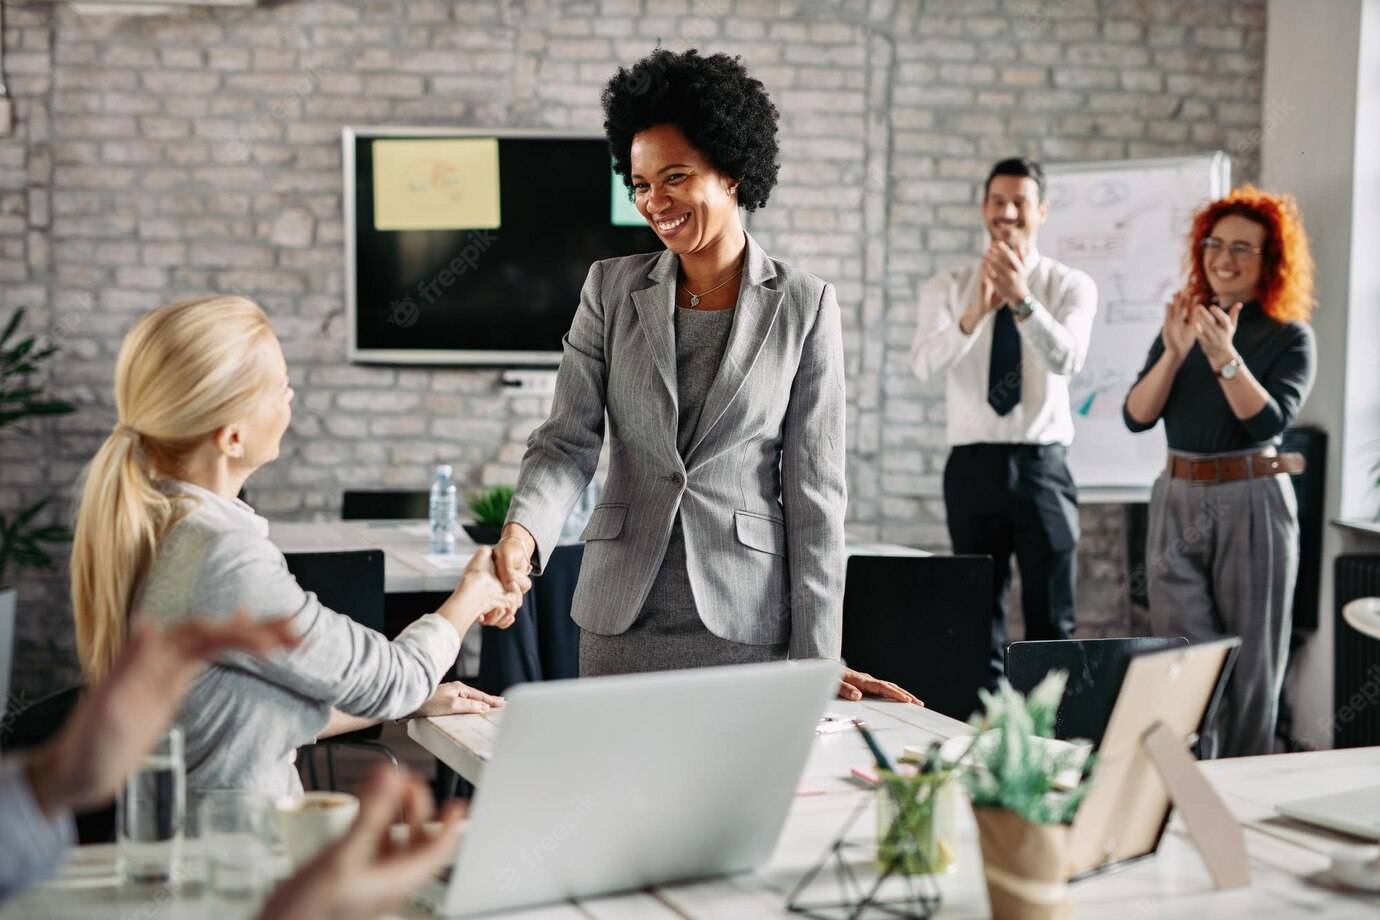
[689,295,700,307]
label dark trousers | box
[943,443,1079,682]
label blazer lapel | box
[630,249,679,408]
[685,233,784,461]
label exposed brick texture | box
[0,0,1267,700]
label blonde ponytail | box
[71,296,278,681]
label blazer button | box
[668,472,684,486]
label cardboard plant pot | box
[974,808,1072,920]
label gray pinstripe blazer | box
[505,232,846,659]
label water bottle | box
[429,464,457,555]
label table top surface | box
[10,695,1380,919]
[266,519,930,594]
[408,700,1380,920]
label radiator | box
[1334,554,1380,749]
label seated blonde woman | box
[70,295,519,798]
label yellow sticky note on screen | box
[373,138,502,231]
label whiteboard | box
[1042,153,1231,492]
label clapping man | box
[911,157,1098,683]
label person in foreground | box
[1124,186,1316,758]
[69,295,519,800]
[1,613,464,920]
[491,49,917,704]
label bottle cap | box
[436,464,453,478]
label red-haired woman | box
[1124,186,1316,758]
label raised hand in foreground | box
[26,612,299,818]
[257,765,465,920]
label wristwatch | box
[1012,294,1035,319]
[1218,357,1242,380]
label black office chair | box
[841,555,994,723]
[1005,636,1190,747]
[283,549,399,790]
[3,685,116,843]
[341,490,429,521]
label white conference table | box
[405,701,1380,920]
[264,519,930,595]
[8,700,1380,918]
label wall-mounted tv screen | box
[345,127,662,366]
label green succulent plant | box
[0,309,77,589]
[957,671,1096,826]
[466,485,515,527]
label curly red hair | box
[1185,185,1315,323]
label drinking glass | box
[199,790,272,899]
[117,727,185,885]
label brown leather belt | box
[1167,451,1306,484]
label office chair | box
[4,685,116,843]
[1005,636,1190,747]
[341,490,430,521]
[841,554,994,723]
[283,549,399,790]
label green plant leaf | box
[0,311,78,587]
[0,309,22,348]
[959,671,1093,825]
[467,485,515,526]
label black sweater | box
[1122,301,1316,453]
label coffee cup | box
[275,791,359,867]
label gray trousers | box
[1145,465,1298,759]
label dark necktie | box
[987,305,1021,416]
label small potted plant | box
[0,309,77,632]
[464,485,515,545]
[959,672,1094,920]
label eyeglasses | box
[1201,237,1262,258]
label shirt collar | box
[161,479,269,538]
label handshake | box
[442,524,539,632]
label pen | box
[854,722,895,773]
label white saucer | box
[1343,598,1380,641]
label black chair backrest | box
[283,550,386,633]
[1005,636,1190,747]
[841,554,993,724]
[283,549,387,743]
[4,685,116,843]
[3,685,82,753]
[341,490,430,521]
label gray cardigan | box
[135,481,460,798]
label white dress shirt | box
[911,249,1097,447]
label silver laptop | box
[1277,787,1380,841]
[413,658,840,917]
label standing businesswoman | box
[70,296,516,797]
[1124,187,1316,758]
[493,49,914,703]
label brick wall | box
[0,0,1266,700]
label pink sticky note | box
[795,781,827,796]
[850,766,881,787]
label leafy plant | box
[956,672,1095,825]
[466,485,515,527]
[0,309,77,589]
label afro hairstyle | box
[602,48,781,213]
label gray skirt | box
[579,518,789,677]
